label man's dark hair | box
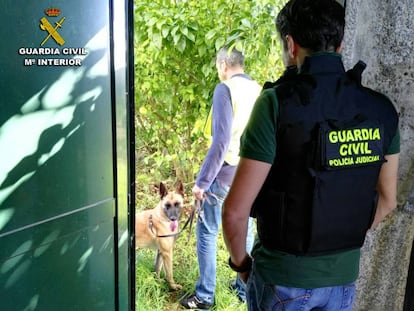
[276,0,345,53]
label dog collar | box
[148,214,180,238]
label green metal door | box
[0,1,134,310]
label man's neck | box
[225,67,244,80]
[295,47,310,69]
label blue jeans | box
[247,265,356,311]
[195,179,255,304]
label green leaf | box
[198,45,207,56]
[173,32,181,45]
[241,18,252,28]
[171,25,179,36]
[215,37,225,51]
[152,32,162,49]
[185,30,196,42]
[205,29,216,41]
[180,26,188,36]
[147,17,158,27]
[161,25,170,38]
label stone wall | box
[342,1,414,310]
[404,238,414,310]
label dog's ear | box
[159,182,168,199]
[175,180,184,197]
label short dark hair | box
[216,46,244,68]
[276,0,345,53]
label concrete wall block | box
[343,1,414,310]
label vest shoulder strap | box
[274,71,317,106]
[345,60,366,86]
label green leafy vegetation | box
[134,0,286,309]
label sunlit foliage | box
[134,0,285,189]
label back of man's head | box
[216,46,244,68]
[276,0,345,53]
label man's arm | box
[222,158,271,267]
[193,83,232,200]
[371,153,400,229]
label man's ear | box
[286,35,297,59]
[336,41,343,53]
[222,61,230,80]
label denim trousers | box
[247,264,356,311]
[195,179,255,304]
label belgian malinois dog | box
[135,181,184,290]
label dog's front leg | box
[163,249,182,291]
[154,249,163,277]
[159,240,182,291]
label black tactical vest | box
[252,56,399,256]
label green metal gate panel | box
[1,201,115,310]
[0,0,133,310]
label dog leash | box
[185,199,201,243]
[184,191,219,240]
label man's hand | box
[192,184,205,200]
[238,271,250,284]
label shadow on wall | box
[0,26,116,310]
[0,26,109,212]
